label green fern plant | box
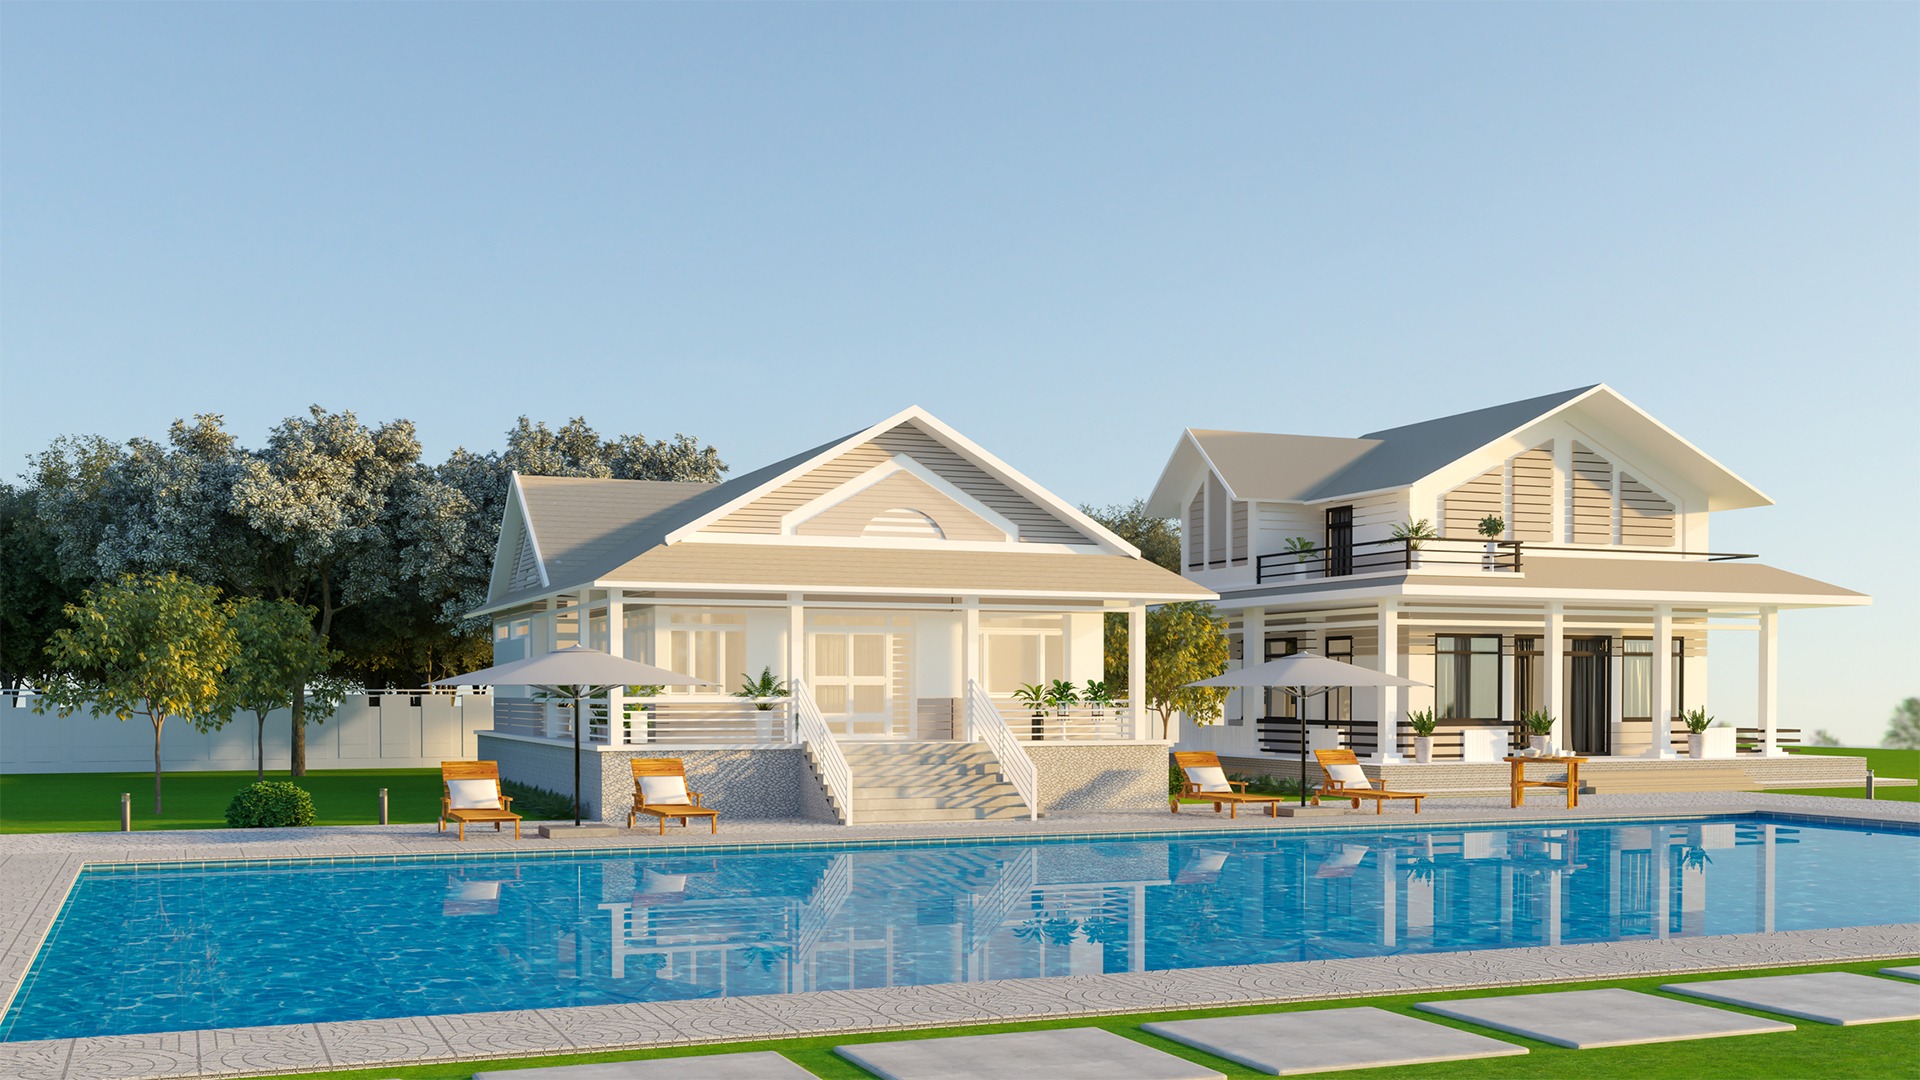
[1521,708,1557,737]
[1283,536,1318,563]
[1682,707,1715,735]
[1391,518,1438,550]
[735,666,790,710]
[1406,707,1438,737]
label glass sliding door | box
[1567,637,1611,755]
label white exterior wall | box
[915,611,964,699]
[1066,612,1105,686]
[0,693,493,774]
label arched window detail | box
[862,508,945,540]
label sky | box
[2,4,1914,744]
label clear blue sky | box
[3,4,1914,743]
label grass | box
[1776,745,1920,803]
[249,956,1920,1079]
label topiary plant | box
[224,780,316,828]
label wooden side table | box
[1504,755,1589,809]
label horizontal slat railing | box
[492,696,792,746]
[992,701,1133,741]
[491,698,549,737]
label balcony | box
[1254,539,1755,586]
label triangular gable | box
[668,407,1136,553]
[787,456,1017,542]
[488,474,549,601]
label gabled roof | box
[1149,385,1770,512]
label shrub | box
[224,781,316,828]
[501,779,575,820]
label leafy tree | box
[224,597,344,780]
[1080,499,1181,573]
[1807,728,1842,747]
[1884,698,1920,752]
[38,573,238,813]
[0,483,85,688]
[1103,601,1229,740]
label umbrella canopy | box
[431,645,710,692]
[1188,653,1428,693]
[1187,652,1429,807]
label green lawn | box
[253,957,1920,1079]
[1777,745,1920,803]
[0,768,449,832]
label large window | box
[1264,636,1298,720]
[1325,636,1354,723]
[982,615,1065,695]
[664,611,746,695]
[1622,637,1684,720]
[1434,635,1501,721]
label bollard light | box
[378,787,389,825]
[120,792,131,832]
[1867,770,1876,801]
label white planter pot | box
[1689,728,1736,759]
[1688,733,1707,759]
[1414,736,1433,764]
[1530,734,1553,756]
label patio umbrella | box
[433,646,713,827]
[1188,653,1429,805]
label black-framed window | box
[1622,637,1684,720]
[1325,506,1354,577]
[1325,636,1353,723]
[1264,636,1298,719]
[1434,634,1501,721]
[1513,636,1541,718]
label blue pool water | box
[3,815,1915,1042]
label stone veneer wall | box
[479,734,839,825]
[1025,743,1169,813]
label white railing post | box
[967,679,1038,821]
[793,681,854,825]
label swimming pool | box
[3,814,1914,1042]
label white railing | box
[966,680,1038,821]
[793,681,854,825]
[491,696,792,747]
[965,847,1038,960]
[993,701,1134,741]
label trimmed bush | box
[501,779,575,820]
[224,781,316,828]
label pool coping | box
[1,791,1917,1079]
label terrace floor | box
[1,791,1915,1080]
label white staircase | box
[840,741,1032,822]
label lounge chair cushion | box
[1183,765,1232,793]
[447,778,501,810]
[639,775,691,805]
[1325,762,1369,787]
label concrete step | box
[1582,768,1755,794]
[853,783,1012,799]
[856,805,1031,822]
[854,793,1031,811]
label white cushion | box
[1326,762,1369,787]
[639,775,690,805]
[1183,765,1232,793]
[446,778,499,810]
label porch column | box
[1239,607,1265,737]
[1374,601,1403,762]
[1757,606,1781,756]
[1645,605,1674,758]
[1128,603,1148,741]
[962,599,981,741]
[606,590,626,747]
[787,593,806,698]
[1544,602,1566,751]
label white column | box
[1543,602,1566,751]
[1758,823,1776,932]
[606,590,626,746]
[1654,828,1671,940]
[1757,606,1781,756]
[962,599,981,740]
[787,593,806,695]
[1238,606,1265,741]
[1128,603,1148,741]
[1375,601,1403,762]
[1379,849,1397,947]
[1646,605,1674,758]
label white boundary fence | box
[0,690,495,774]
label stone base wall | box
[1026,743,1169,813]
[478,735,838,825]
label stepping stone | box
[1880,965,1920,982]
[1144,1006,1527,1075]
[1661,971,1920,1026]
[1415,988,1792,1049]
[473,1051,816,1079]
[834,1027,1223,1080]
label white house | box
[1146,385,1868,787]
[472,406,1212,825]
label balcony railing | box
[991,700,1134,741]
[492,695,792,747]
[1254,539,1757,585]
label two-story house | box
[1146,385,1867,784]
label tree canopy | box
[224,597,344,780]
[1080,499,1181,573]
[1885,698,1920,751]
[1104,600,1229,740]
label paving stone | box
[1660,971,1920,1025]
[1415,988,1793,1048]
[473,1050,815,1079]
[1143,1006,1527,1075]
[1878,965,1920,982]
[834,1027,1223,1080]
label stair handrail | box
[793,680,855,825]
[966,679,1038,821]
[965,847,1038,960]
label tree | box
[1885,698,1920,752]
[38,573,238,813]
[0,483,85,689]
[1103,601,1229,740]
[1080,499,1181,573]
[1807,729,1842,747]
[224,597,344,780]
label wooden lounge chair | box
[1170,751,1283,818]
[439,760,521,840]
[628,758,719,835]
[1311,749,1426,814]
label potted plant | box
[623,683,665,742]
[1013,682,1048,740]
[1683,707,1716,758]
[1283,536,1318,575]
[1046,679,1080,735]
[735,666,790,710]
[1391,518,1437,568]
[1521,708,1557,755]
[1477,514,1506,569]
[1082,680,1114,716]
[1407,707,1438,763]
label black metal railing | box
[1255,538,1523,584]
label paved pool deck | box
[1,791,1915,1080]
